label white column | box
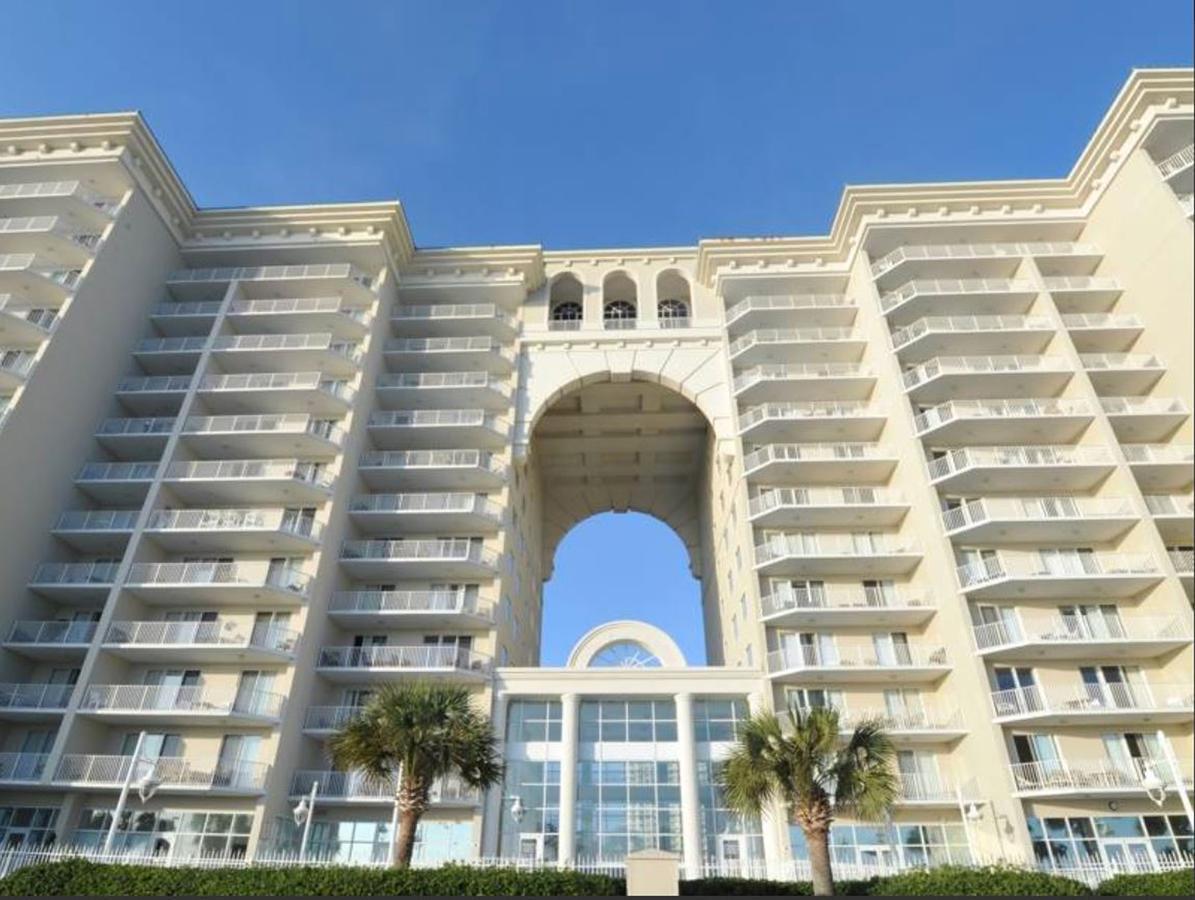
[749,691,787,878]
[480,692,508,857]
[674,692,703,879]
[557,693,580,863]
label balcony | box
[28,561,118,602]
[0,180,119,220]
[392,303,516,339]
[3,620,97,660]
[0,215,102,258]
[78,684,285,724]
[162,458,333,506]
[957,551,1162,599]
[367,410,509,450]
[754,534,921,577]
[1101,397,1189,442]
[149,301,221,336]
[165,264,375,304]
[723,294,856,333]
[1121,444,1195,491]
[0,684,72,722]
[384,336,514,374]
[728,328,865,366]
[733,363,875,403]
[742,443,898,485]
[50,510,138,551]
[1169,547,1193,579]
[315,644,492,683]
[288,770,480,806]
[95,416,175,458]
[0,349,36,389]
[358,449,507,491]
[748,487,908,528]
[926,445,1116,493]
[180,414,343,458]
[870,241,1101,282]
[972,613,1189,660]
[0,295,59,344]
[197,372,354,415]
[1145,493,1195,543]
[0,753,49,783]
[766,643,950,684]
[913,398,1092,445]
[1062,314,1144,352]
[738,402,886,443]
[54,754,270,795]
[895,772,975,806]
[837,706,966,744]
[760,586,934,627]
[1081,354,1166,395]
[131,336,205,374]
[889,315,1055,363]
[991,681,1194,725]
[210,333,361,376]
[114,376,190,415]
[902,355,1072,401]
[143,507,322,552]
[226,297,370,339]
[1041,276,1123,312]
[0,253,83,301]
[302,705,362,734]
[349,492,503,533]
[103,619,298,664]
[1156,143,1194,182]
[940,497,1135,543]
[124,561,311,607]
[879,278,1037,325]
[340,538,499,579]
[329,589,493,628]
[375,371,511,410]
[1008,757,1193,799]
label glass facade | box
[506,699,562,742]
[0,807,58,848]
[266,817,472,863]
[1028,814,1194,869]
[74,809,254,858]
[579,700,677,742]
[693,699,764,864]
[576,759,683,857]
[789,822,972,867]
[497,760,561,860]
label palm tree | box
[328,681,503,868]
[720,706,897,896]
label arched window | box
[603,300,637,328]
[602,272,638,330]
[549,274,584,330]
[588,640,662,668]
[656,270,691,329]
[657,298,689,325]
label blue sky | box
[2,2,1190,661]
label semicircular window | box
[588,640,662,668]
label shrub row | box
[1094,868,1194,896]
[0,859,625,896]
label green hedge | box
[682,865,1097,896]
[1096,869,1194,896]
[680,874,876,895]
[0,859,625,896]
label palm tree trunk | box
[806,825,835,897]
[392,774,429,869]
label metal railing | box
[167,263,372,289]
[755,534,919,564]
[1009,756,1192,793]
[728,327,859,356]
[0,180,117,211]
[972,614,1186,651]
[96,417,176,436]
[734,363,871,393]
[914,398,1091,434]
[228,296,368,319]
[1041,276,1121,293]
[0,350,36,378]
[991,681,1193,718]
[0,215,100,248]
[152,300,222,317]
[0,683,74,711]
[303,705,364,731]
[80,684,285,718]
[330,589,491,618]
[838,705,964,733]
[1156,143,1194,178]
[104,620,298,653]
[957,551,1158,589]
[903,355,1069,389]
[750,487,903,518]
[376,371,507,396]
[164,458,333,490]
[1061,313,1143,330]
[358,448,505,475]
[880,278,1035,312]
[316,644,492,673]
[743,442,892,472]
[182,414,345,445]
[1144,493,1195,516]
[288,770,480,803]
[1169,548,1193,573]
[0,753,49,782]
[870,241,1098,276]
[767,643,949,673]
[386,336,503,353]
[760,586,932,617]
[926,445,1113,481]
[30,561,119,586]
[393,303,511,325]
[739,401,882,431]
[1101,396,1189,416]
[145,508,322,541]
[941,497,1132,532]
[124,561,311,595]
[368,409,505,432]
[340,538,498,567]
[0,254,82,287]
[54,754,270,791]
[5,620,97,645]
[1080,353,1165,371]
[1121,443,1195,464]
[200,371,355,402]
[0,296,59,332]
[724,293,853,322]
[115,375,191,393]
[350,492,501,520]
[889,314,1053,350]
[897,772,962,803]
[53,510,139,532]
[134,336,207,354]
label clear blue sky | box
[3,3,1190,662]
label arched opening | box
[540,513,704,665]
[548,273,584,330]
[656,270,691,329]
[602,272,638,330]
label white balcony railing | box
[163,458,333,491]
[1062,313,1143,330]
[330,589,491,619]
[385,336,506,354]
[0,296,59,332]
[145,508,322,541]
[743,443,893,472]
[991,681,1193,719]
[1121,444,1195,465]
[5,620,97,645]
[734,363,872,392]
[134,336,207,354]
[1101,397,1189,416]
[838,705,964,734]
[80,684,286,718]
[760,586,932,618]
[767,643,949,673]
[0,350,36,379]
[1041,276,1121,293]
[914,398,1091,434]
[1009,757,1192,794]
[0,753,49,782]
[1157,143,1195,178]
[724,294,853,323]
[926,445,1114,482]
[182,414,344,445]
[0,215,101,247]
[96,417,176,437]
[1169,548,1193,574]
[228,296,369,319]
[124,561,311,595]
[375,371,507,396]
[303,705,364,732]
[1145,493,1195,516]
[393,303,512,325]
[55,754,270,791]
[880,278,1035,312]
[0,254,82,288]
[340,538,498,568]
[889,315,1053,350]
[368,409,505,432]
[358,449,506,476]
[897,772,963,803]
[200,372,355,403]
[115,375,192,394]
[902,355,1069,390]
[0,683,75,711]
[288,769,479,803]
[1081,353,1165,372]
[740,401,883,431]
[728,327,859,356]
[957,552,1159,589]
[30,561,119,586]
[168,263,372,290]
[349,493,502,520]
[972,614,1187,651]
[316,644,491,673]
[53,510,139,532]
[755,534,920,565]
[104,620,298,654]
[941,497,1132,533]
[750,487,904,518]
[870,242,1098,277]
[0,180,118,211]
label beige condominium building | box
[0,67,1190,877]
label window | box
[548,274,584,330]
[579,699,677,742]
[576,759,681,858]
[693,698,750,743]
[506,700,562,742]
[0,807,58,848]
[74,809,254,858]
[656,270,691,329]
[790,822,971,867]
[1028,814,1193,868]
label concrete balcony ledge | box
[384,336,515,373]
[391,303,516,338]
[0,253,83,294]
[0,295,60,341]
[78,684,286,720]
[1102,397,1190,442]
[739,402,887,443]
[1008,758,1193,798]
[358,449,507,491]
[838,706,966,740]
[181,414,344,456]
[724,293,854,330]
[163,458,334,494]
[926,445,1114,489]
[728,327,864,365]
[115,375,191,395]
[1169,548,1193,575]
[288,769,480,805]
[367,409,510,450]
[940,497,1135,542]
[972,615,1190,659]
[749,486,908,528]
[990,682,1193,724]
[889,314,1054,357]
[143,507,323,551]
[54,754,270,794]
[742,443,898,484]
[755,535,921,578]
[349,492,503,532]
[880,277,1036,318]
[901,354,1072,400]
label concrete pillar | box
[674,692,703,878]
[748,690,787,877]
[557,693,580,863]
[480,691,508,857]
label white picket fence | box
[0,843,1190,889]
